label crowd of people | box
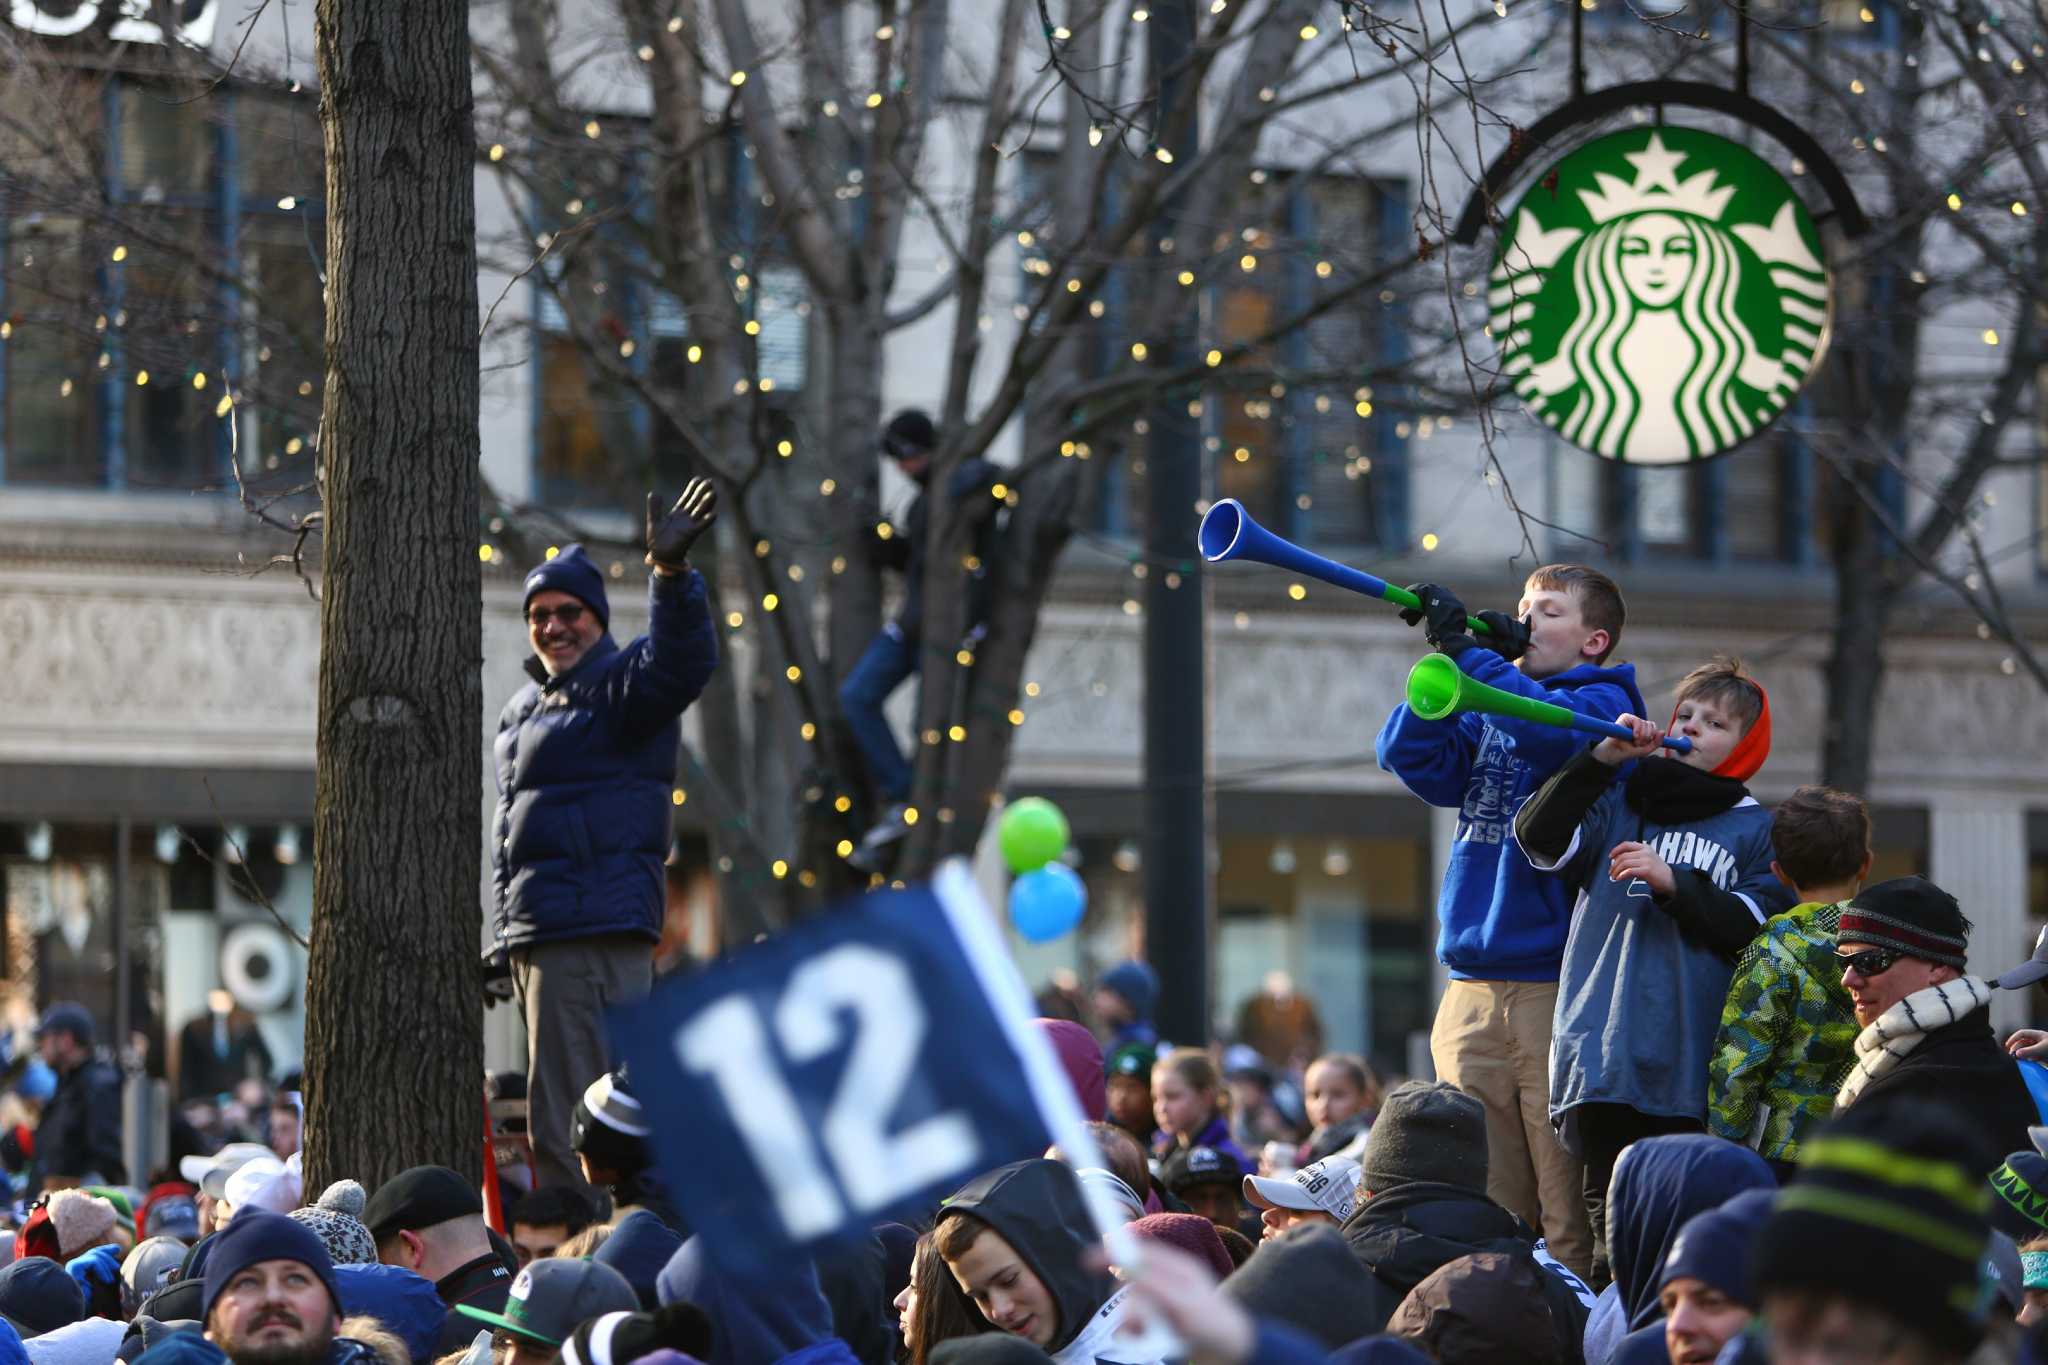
[6,472,2048,1365]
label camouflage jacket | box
[1707,900,1860,1162]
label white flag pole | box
[934,860,1183,1356]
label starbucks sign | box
[1490,127,1830,464]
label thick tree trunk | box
[305,0,483,1191]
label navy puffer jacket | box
[491,568,717,950]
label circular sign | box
[1490,127,1830,463]
[220,922,295,1014]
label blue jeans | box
[839,624,919,802]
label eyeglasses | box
[1838,947,1903,978]
[525,603,587,629]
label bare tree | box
[301,0,483,1189]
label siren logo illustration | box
[1491,129,1830,463]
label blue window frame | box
[0,76,323,491]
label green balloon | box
[999,796,1070,874]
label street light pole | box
[1141,0,1213,1047]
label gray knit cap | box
[289,1179,378,1265]
[1361,1080,1489,1196]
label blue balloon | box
[1009,863,1088,943]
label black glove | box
[483,952,514,1010]
[1472,609,1531,661]
[1399,582,1475,656]
[645,477,719,572]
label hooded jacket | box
[1708,901,1860,1163]
[1377,650,1645,980]
[491,567,717,951]
[1385,1251,1572,1364]
[656,1237,859,1365]
[332,1264,449,1363]
[1580,1135,1774,1365]
[938,1160,1172,1365]
[1338,1180,1589,1355]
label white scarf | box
[1836,975,1993,1109]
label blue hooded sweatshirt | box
[332,1263,449,1363]
[659,1237,855,1365]
[1377,648,1644,979]
[1581,1135,1774,1365]
[0,1316,29,1365]
[596,1210,686,1311]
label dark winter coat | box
[491,569,717,950]
[1339,1181,1589,1359]
[1850,1010,2038,1175]
[1386,1251,1573,1364]
[36,1053,125,1183]
[871,459,1000,642]
[332,1264,448,1363]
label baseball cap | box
[177,1143,276,1201]
[36,1002,95,1044]
[456,1257,639,1347]
[122,1237,190,1317]
[1242,1155,1362,1223]
[1105,1041,1156,1079]
[1160,1145,1243,1194]
[1993,924,2048,990]
[363,1166,482,1241]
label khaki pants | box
[512,935,654,1195]
[1431,978,1592,1279]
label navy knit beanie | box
[523,544,611,629]
[1657,1188,1775,1307]
[200,1211,341,1325]
[1098,961,1158,1021]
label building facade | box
[1,1,2045,1122]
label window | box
[1085,174,1407,546]
[1557,434,1811,564]
[531,133,807,508]
[0,78,323,491]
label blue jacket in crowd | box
[1376,647,1643,980]
[492,561,718,951]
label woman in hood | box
[935,1161,1171,1365]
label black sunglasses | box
[526,603,587,628]
[1838,946,1903,978]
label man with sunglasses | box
[490,478,720,1195]
[1829,875,2036,1169]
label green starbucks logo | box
[1491,128,1830,463]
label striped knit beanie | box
[571,1071,651,1173]
[1752,1100,1993,1351]
[1835,876,1969,971]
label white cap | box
[178,1142,277,1199]
[1242,1155,1362,1223]
[222,1151,303,1216]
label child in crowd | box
[1708,785,1872,1181]
[1103,1042,1157,1150]
[1376,563,1641,1280]
[1297,1053,1379,1164]
[1159,1145,1247,1234]
[1514,657,1789,1288]
[1150,1048,1251,1173]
